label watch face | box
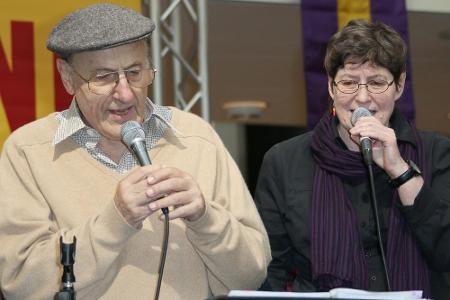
[408,160,422,175]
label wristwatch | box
[389,160,422,188]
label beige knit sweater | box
[0,107,271,300]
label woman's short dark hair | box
[324,19,407,86]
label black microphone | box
[121,121,169,215]
[351,107,373,166]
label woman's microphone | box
[351,107,373,166]
[351,107,392,290]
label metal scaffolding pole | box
[149,0,210,121]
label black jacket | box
[255,110,450,300]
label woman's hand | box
[349,116,409,178]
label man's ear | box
[56,59,76,95]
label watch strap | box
[389,160,421,188]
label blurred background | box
[1,0,449,193]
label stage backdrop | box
[0,0,141,150]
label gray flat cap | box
[47,3,155,56]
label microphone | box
[351,107,373,166]
[121,122,170,299]
[351,108,392,290]
[121,121,151,166]
[121,121,168,215]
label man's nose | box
[112,73,134,101]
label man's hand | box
[145,166,206,222]
[114,165,206,228]
[114,165,162,228]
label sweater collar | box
[53,98,176,145]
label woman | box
[255,20,450,299]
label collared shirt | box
[53,98,173,173]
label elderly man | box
[0,3,270,300]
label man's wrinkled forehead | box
[69,41,150,73]
[46,3,155,57]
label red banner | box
[0,0,141,150]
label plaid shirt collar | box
[53,98,176,173]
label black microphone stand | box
[56,236,77,300]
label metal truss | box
[149,0,210,121]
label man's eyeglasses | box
[71,67,156,95]
[333,79,395,94]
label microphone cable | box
[367,163,392,291]
[351,107,391,290]
[154,209,169,300]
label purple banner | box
[302,0,338,129]
[371,0,415,123]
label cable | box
[153,210,170,300]
[367,164,392,291]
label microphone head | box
[351,107,372,126]
[121,120,145,147]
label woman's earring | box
[331,105,336,117]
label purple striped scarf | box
[310,113,430,296]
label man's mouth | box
[109,107,132,115]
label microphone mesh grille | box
[121,121,145,147]
[351,107,372,126]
